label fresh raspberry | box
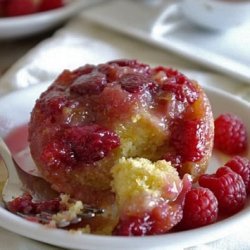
[199,166,247,215]
[178,187,218,230]
[225,156,250,194]
[214,113,248,155]
[39,0,64,12]
[4,0,37,17]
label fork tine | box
[80,211,96,218]
[83,205,105,214]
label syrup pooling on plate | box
[4,124,28,155]
[4,124,39,176]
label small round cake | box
[29,59,214,207]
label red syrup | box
[4,124,28,154]
[4,124,40,176]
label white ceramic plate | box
[0,0,101,39]
[0,79,249,250]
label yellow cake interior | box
[115,113,167,161]
[111,157,181,215]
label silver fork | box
[0,137,104,228]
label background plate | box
[0,0,102,39]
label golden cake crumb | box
[111,157,181,212]
[49,194,89,230]
[116,114,166,161]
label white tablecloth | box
[0,6,249,250]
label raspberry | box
[113,215,153,236]
[42,125,120,168]
[199,166,247,215]
[154,67,199,103]
[113,202,183,236]
[161,77,199,104]
[108,59,151,74]
[7,193,61,215]
[214,113,248,155]
[171,119,207,162]
[64,125,120,164]
[41,139,75,169]
[119,73,154,93]
[4,0,37,17]
[225,156,250,194]
[7,193,34,214]
[72,64,95,77]
[37,95,70,122]
[39,0,64,12]
[70,71,107,95]
[178,187,218,230]
[153,66,181,78]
